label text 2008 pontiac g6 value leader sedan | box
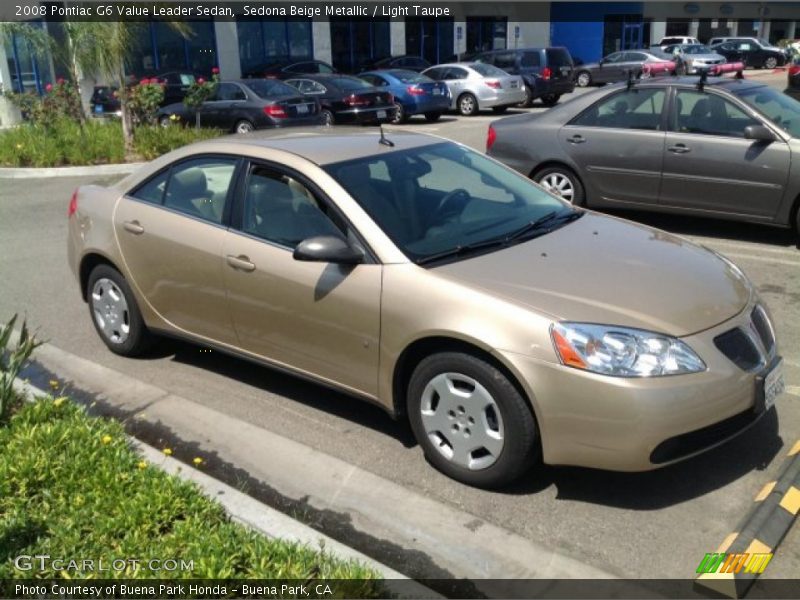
[67,129,785,488]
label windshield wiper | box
[415,210,584,266]
[505,209,584,242]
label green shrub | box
[0,315,41,424]
[0,120,223,167]
[0,397,383,589]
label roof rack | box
[696,61,745,90]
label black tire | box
[87,264,153,357]
[541,94,560,107]
[457,92,479,116]
[520,84,535,108]
[533,165,585,206]
[234,119,254,134]
[321,109,335,126]
[492,105,509,114]
[408,352,539,488]
[424,111,442,122]
[575,70,592,87]
[764,56,778,70]
[158,115,171,128]
[390,103,408,124]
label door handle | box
[567,135,586,144]
[226,254,256,272]
[123,220,144,234]
[667,144,691,154]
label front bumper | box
[502,299,781,471]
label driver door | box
[222,161,382,397]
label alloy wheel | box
[764,57,778,69]
[459,94,477,116]
[576,72,591,87]
[235,120,254,134]
[539,172,575,202]
[419,372,505,470]
[91,278,130,345]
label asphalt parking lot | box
[1,69,798,583]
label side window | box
[624,52,647,62]
[217,83,245,101]
[571,88,666,130]
[316,62,335,74]
[738,43,753,51]
[163,158,237,224]
[673,91,759,138]
[493,53,517,70]
[131,170,169,204]
[241,165,344,248]
[520,51,541,67]
[604,52,623,63]
[444,67,468,80]
[424,68,443,80]
[287,79,326,94]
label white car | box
[658,36,701,49]
[422,62,527,116]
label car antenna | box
[697,68,709,91]
[379,124,395,147]
[626,68,639,89]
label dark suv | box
[473,47,575,106]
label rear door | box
[559,86,667,205]
[546,47,574,82]
[660,88,790,217]
[596,52,626,83]
[212,83,248,129]
[114,156,240,343]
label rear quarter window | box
[546,48,573,67]
[520,51,541,67]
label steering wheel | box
[434,188,470,221]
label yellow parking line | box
[779,486,800,515]
[717,531,738,553]
[754,481,776,502]
[790,440,800,457]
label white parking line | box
[714,252,800,267]
[690,239,799,257]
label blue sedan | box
[358,69,450,123]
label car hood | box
[433,212,751,337]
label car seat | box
[167,168,213,219]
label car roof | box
[189,128,444,166]
[618,76,767,92]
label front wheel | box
[533,166,585,205]
[158,115,171,128]
[457,93,478,116]
[576,71,592,87]
[764,56,778,69]
[87,264,153,356]
[408,352,539,488]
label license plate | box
[763,359,785,411]
[296,104,309,114]
[94,105,103,113]
[377,110,387,119]
[433,88,443,95]
[510,81,518,88]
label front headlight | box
[551,322,706,377]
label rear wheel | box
[521,84,535,108]
[533,165,585,205]
[390,103,408,124]
[87,265,153,357]
[457,93,478,116]
[321,109,334,126]
[234,120,254,134]
[576,71,592,87]
[424,111,442,122]
[541,94,560,107]
[764,56,779,69]
[407,352,539,488]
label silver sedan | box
[422,62,527,116]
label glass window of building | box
[126,22,217,77]
[466,17,507,54]
[330,19,390,72]
[236,19,313,75]
[406,18,454,65]
[4,21,53,94]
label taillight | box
[407,85,426,95]
[485,79,501,89]
[68,189,78,217]
[542,67,552,80]
[789,65,800,76]
[264,104,287,118]
[486,125,496,152]
[344,94,370,107]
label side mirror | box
[293,235,364,265]
[744,124,775,142]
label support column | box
[312,22,332,64]
[688,19,700,38]
[213,20,241,79]
[759,20,771,42]
[454,20,466,56]
[390,20,405,56]
[787,21,796,41]
[650,20,667,45]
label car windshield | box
[393,70,432,84]
[734,86,800,138]
[470,63,508,77]
[324,143,578,264]
[245,79,298,98]
[682,45,713,54]
[331,77,373,90]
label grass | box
[0,397,384,591]
[0,119,223,167]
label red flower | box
[211,67,219,75]
[45,83,53,92]
[197,77,205,84]
[56,77,65,85]
[141,78,151,85]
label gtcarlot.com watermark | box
[13,554,194,573]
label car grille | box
[713,305,775,371]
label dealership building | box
[1,1,798,125]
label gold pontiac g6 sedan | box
[67,128,785,487]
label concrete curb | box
[0,162,142,179]
[10,378,440,599]
[695,439,800,598]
